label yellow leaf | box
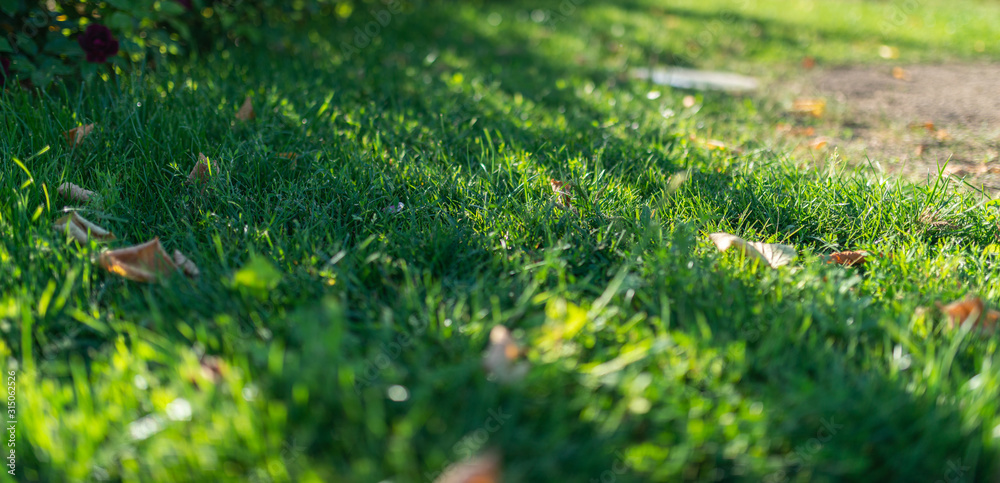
[790,98,825,118]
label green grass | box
[3,0,1000,481]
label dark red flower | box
[78,24,119,63]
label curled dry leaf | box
[483,325,528,384]
[53,212,115,244]
[173,250,200,278]
[64,123,95,147]
[937,296,1000,331]
[188,153,210,185]
[235,96,256,122]
[827,250,869,267]
[99,238,180,283]
[434,450,501,483]
[58,182,95,203]
[790,98,826,118]
[709,232,797,268]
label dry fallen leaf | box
[53,212,115,244]
[934,129,951,142]
[236,96,256,122]
[808,136,830,150]
[790,98,826,118]
[173,250,200,278]
[826,250,869,267]
[99,238,180,283]
[188,153,210,185]
[434,451,501,483]
[802,56,816,70]
[891,66,909,80]
[549,179,574,208]
[938,296,1000,331]
[483,325,528,384]
[58,182,95,203]
[915,144,927,156]
[64,123,95,147]
[709,232,797,268]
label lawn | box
[3,0,1000,481]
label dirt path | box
[792,63,1000,191]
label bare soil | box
[791,63,1000,191]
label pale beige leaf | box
[58,182,95,203]
[434,451,501,483]
[482,325,528,384]
[709,232,797,268]
[236,97,256,122]
[53,213,114,244]
[64,123,95,147]
[99,238,179,283]
[173,250,200,278]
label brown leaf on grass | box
[826,250,869,267]
[53,212,115,244]
[802,56,816,70]
[915,144,927,156]
[891,66,909,80]
[709,232,797,268]
[64,123,95,147]
[188,153,210,185]
[434,450,501,483]
[482,325,528,384]
[173,250,200,278]
[937,296,1000,331]
[790,98,826,117]
[934,129,951,141]
[58,182,95,203]
[235,96,256,122]
[99,238,180,283]
[549,179,574,208]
